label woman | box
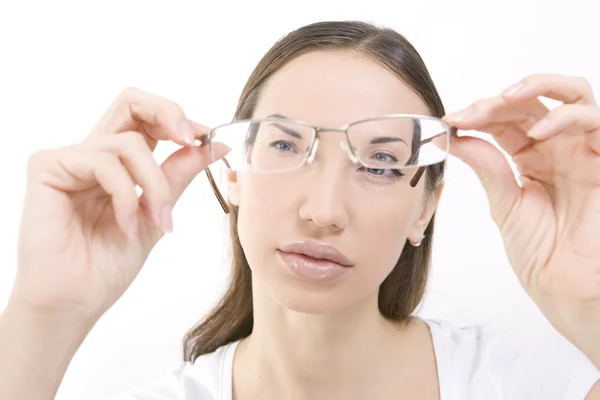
[1,19,600,399]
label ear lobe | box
[227,169,240,206]
[409,182,445,242]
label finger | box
[160,141,231,205]
[95,131,172,231]
[91,154,141,238]
[501,73,596,105]
[88,87,204,147]
[448,135,521,227]
[527,104,600,140]
[590,131,600,155]
[31,148,140,237]
[444,96,548,131]
[474,122,536,156]
[443,96,547,155]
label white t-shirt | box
[107,318,600,399]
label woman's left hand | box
[442,73,600,368]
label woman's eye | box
[373,152,397,163]
[365,167,405,177]
[368,167,386,176]
[271,141,295,152]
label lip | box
[278,239,354,267]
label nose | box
[298,139,350,231]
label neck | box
[233,282,433,400]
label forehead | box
[253,49,431,126]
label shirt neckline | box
[221,318,451,399]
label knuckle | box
[118,86,143,101]
[166,100,185,116]
[576,76,592,91]
[545,107,563,122]
[114,184,138,203]
[27,148,51,167]
[88,131,148,155]
[26,149,54,175]
[520,74,539,85]
[121,86,183,114]
[97,159,135,194]
[152,99,186,125]
[96,150,120,166]
[122,130,148,147]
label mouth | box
[278,239,354,267]
[276,239,354,282]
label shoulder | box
[423,318,600,399]
[105,340,239,400]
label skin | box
[228,50,443,399]
[1,48,600,399]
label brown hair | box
[183,20,446,362]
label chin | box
[273,289,350,314]
[258,268,369,315]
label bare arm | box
[587,381,600,399]
[0,303,92,400]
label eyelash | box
[270,140,298,153]
[269,141,406,180]
[357,166,405,180]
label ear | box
[227,169,241,206]
[408,182,444,244]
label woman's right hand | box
[8,87,229,325]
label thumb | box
[448,134,521,225]
[160,142,231,205]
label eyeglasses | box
[199,114,456,214]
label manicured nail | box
[179,119,196,145]
[502,81,526,97]
[527,117,549,138]
[161,205,173,233]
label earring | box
[410,233,426,247]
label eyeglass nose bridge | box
[306,126,359,165]
[305,125,427,189]
[203,121,435,215]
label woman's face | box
[228,49,442,314]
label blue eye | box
[373,152,397,163]
[366,167,405,178]
[271,140,296,152]
[361,152,404,180]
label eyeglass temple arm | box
[206,128,454,206]
[204,158,231,214]
[407,127,456,188]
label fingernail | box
[502,81,526,97]
[161,205,173,233]
[527,117,549,138]
[179,119,196,145]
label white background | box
[1,0,599,398]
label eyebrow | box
[265,114,303,139]
[267,113,289,119]
[370,136,408,145]
[265,114,407,146]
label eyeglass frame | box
[200,113,457,214]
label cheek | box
[354,198,419,272]
[237,174,299,222]
[235,175,299,267]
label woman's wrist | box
[0,301,93,400]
